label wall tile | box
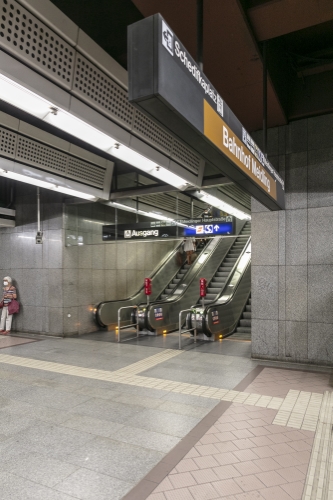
[10,233,23,270]
[78,268,93,306]
[116,270,127,299]
[278,125,286,155]
[78,305,98,334]
[308,265,333,324]
[252,266,278,320]
[48,269,63,308]
[63,268,79,307]
[20,305,37,332]
[251,319,279,357]
[105,270,117,300]
[105,244,117,270]
[48,230,63,269]
[285,266,307,321]
[63,307,79,335]
[0,234,11,270]
[278,321,286,358]
[78,244,92,269]
[278,266,285,320]
[48,307,64,335]
[63,245,79,270]
[308,323,333,364]
[92,245,105,270]
[35,306,48,333]
[267,127,279,156]
[92,269,105,304]
[286,118,307,154]
[308,206,333,265]
[285,152,307,209]
[308,114,333,150]
[251,197,269,213]
[285,321,308,361]
[285,209,307,265]
[308,159,333,209]
[278,211,285,265]
[116,242,128,270]
[251,212,278,266]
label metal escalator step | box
[173,279,181,284]
[207,288,221,294]
[225,258,237,263]
[243,312,252,319]
[205,294,217,300]
[245,305,251,311]
[161,294,168,300]
[165,288,174,294]
[236,327,251,333]
[209,282,223,288]
[216,272,229,277]
[249,299,252,304]
[240,319,251,327]
[212,277,225,283]
[179,270,187,274]
[184,264,191,269]
[168,283,177,289]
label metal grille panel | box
[17,135,67,172]
[0,126,17,157]
[73,54,133,128]
[67,157,105,187]
[0,0,203,178]
[172,138,202,175]
[0,0,74,88]
[219,184,251,210]
[0,126,107,189]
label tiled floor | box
[0,334,331,500]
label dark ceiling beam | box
[110,183,177,199]
[201,175,232,188]
[247,0,333,41]
[288,70,333,120]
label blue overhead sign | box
[184,222,233,237]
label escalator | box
[137,222,249,335]
[198,222,251,304]
[95,239,207,328]
[189,235,251,340]
[159,240,206,300]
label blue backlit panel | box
[183,222,233,237]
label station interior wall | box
[251,112,333,366]
[0,184,177,336]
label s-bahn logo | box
[162,20,174,56]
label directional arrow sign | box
[214,225,220,232]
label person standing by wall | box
[0,276,17,335]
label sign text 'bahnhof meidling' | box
[128,14,285,210]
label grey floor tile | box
[0,470,75,500]
[0,410,39,436]
[114,425,180,453]
[157,400,211,419]
[1,399,71,424]
[3,451,79,487]
[65,436,164,482]
[160,391,218,408]
[61,415,125,439]
[68,398,145,424]
[112,392,163,409]
[126,408,202,438]
[55,467,134,500]
[11,386,92,410]
[75,385,122,401]
[12,421,95,459]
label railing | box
[117,306,139,343]
[178,308,197,350]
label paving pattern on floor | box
[0,337,331,500]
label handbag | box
[0,300,3,309]
[8,299,20,315]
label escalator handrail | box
[96,238,184,311]
[197,236,251,314]
[140,236,225,309]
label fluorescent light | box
[197,191,251,220]
[0,74,191,191]
[0,74,52,119]
[112,202,138,212]
[45,109,115,152]
[54,186,96,200]
[0,169,56,189]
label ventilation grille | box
[17,136,67,173]
[0,0,203,177]
[73,54,133,127]
[137,192,206,219]
[219,184,251,210]
[0,126,106,189]
[0,126,17,157]
[67,157,105,187]
[132,109,172,154]
[0,0,74,88]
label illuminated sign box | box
[128,14,285,211]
